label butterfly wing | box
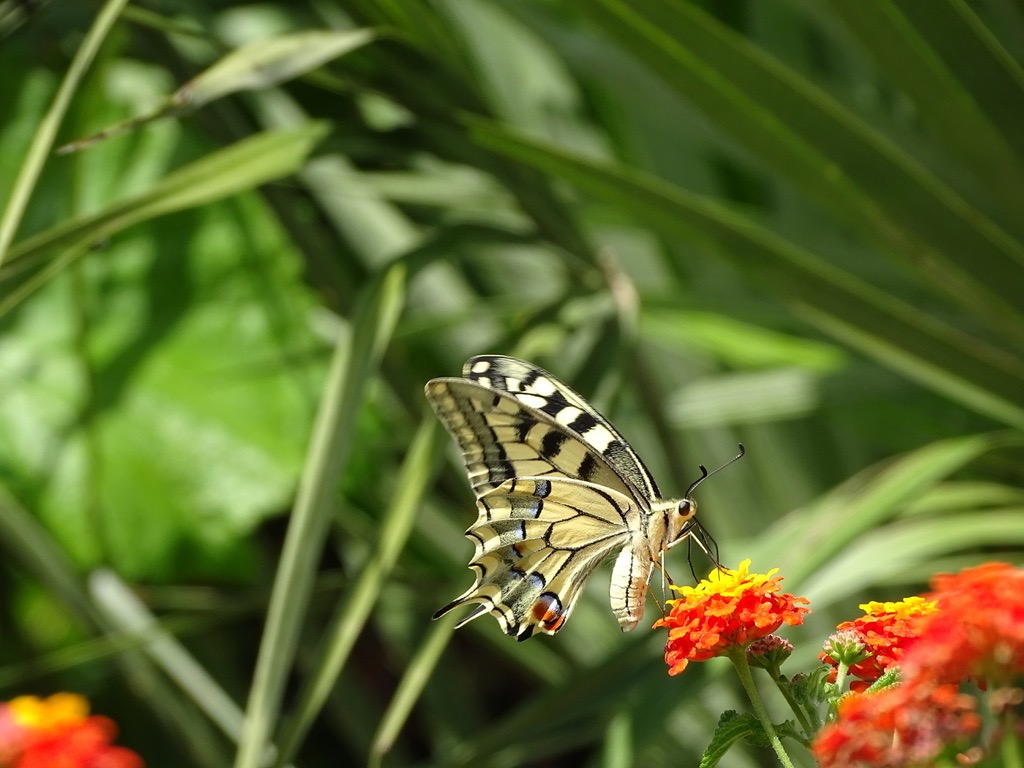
[461,355,662,501]
[425,377,634,500]
[426,360,675,637]
[432,476,638,640]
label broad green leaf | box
[0,191,324,579]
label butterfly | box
[425,354,741,641]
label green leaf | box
[1,123,329,315]
[0,0,131,264]
[58,30,375,153]
[753,434,1015,589]
[699,711,763,768]
[578,0,1024,328]
[0,190,323,579]
[275,416,446,765]
[826,0,1024,211]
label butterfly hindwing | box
[432,476,637,640]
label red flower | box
[815,563,1024,766]
[1,694,143,768]
[654,559,809,675]
[901,562,1024,687]
[820,596,936,688]
[812,682,980,768]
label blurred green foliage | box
[1,1,1023,766]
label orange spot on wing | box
[531,593,566,632]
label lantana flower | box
[654,559,809,676]
[0,693,143,768]
[814,562,1024,767]
[819,596,937,689]
[812,682,981,768]
[900,562,1024,687]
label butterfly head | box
[663,497,698,548]
[664,444,746,550]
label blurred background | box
[2,1,1023,766]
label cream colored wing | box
[425,377,635,501]
[432,476,642,640]
[460,355,662,502]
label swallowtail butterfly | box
[426,355,738,641]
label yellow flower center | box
[858,596,937,619]
[8,693,89,730]
[669,558,779,601]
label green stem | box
[1001,708,1023,768]
[767,667,814,738]
[827,661,850,722]
[729,651,796,768]
[832,661,848,698]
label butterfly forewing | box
[461,355,662,501]
[425,378,633,500]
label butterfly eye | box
[677,499,696,518]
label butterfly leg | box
[681,520,720,580]
[649,557,676,619]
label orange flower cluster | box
[654,559,809,676]
[902,562,1024,686]
[812,682,980,768]
[819,596,936,689]
[0,693,143,768]
[814,562,1024,767]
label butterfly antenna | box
[684,443,746,498]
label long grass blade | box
[274,415,445,765]
[0,0,130,266]
[233,264,406,768]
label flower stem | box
[832,662,847,694]
[1002,708,1023,768]
[768,669,814,738]
[827,661,849,721]
[729,651,796,768]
